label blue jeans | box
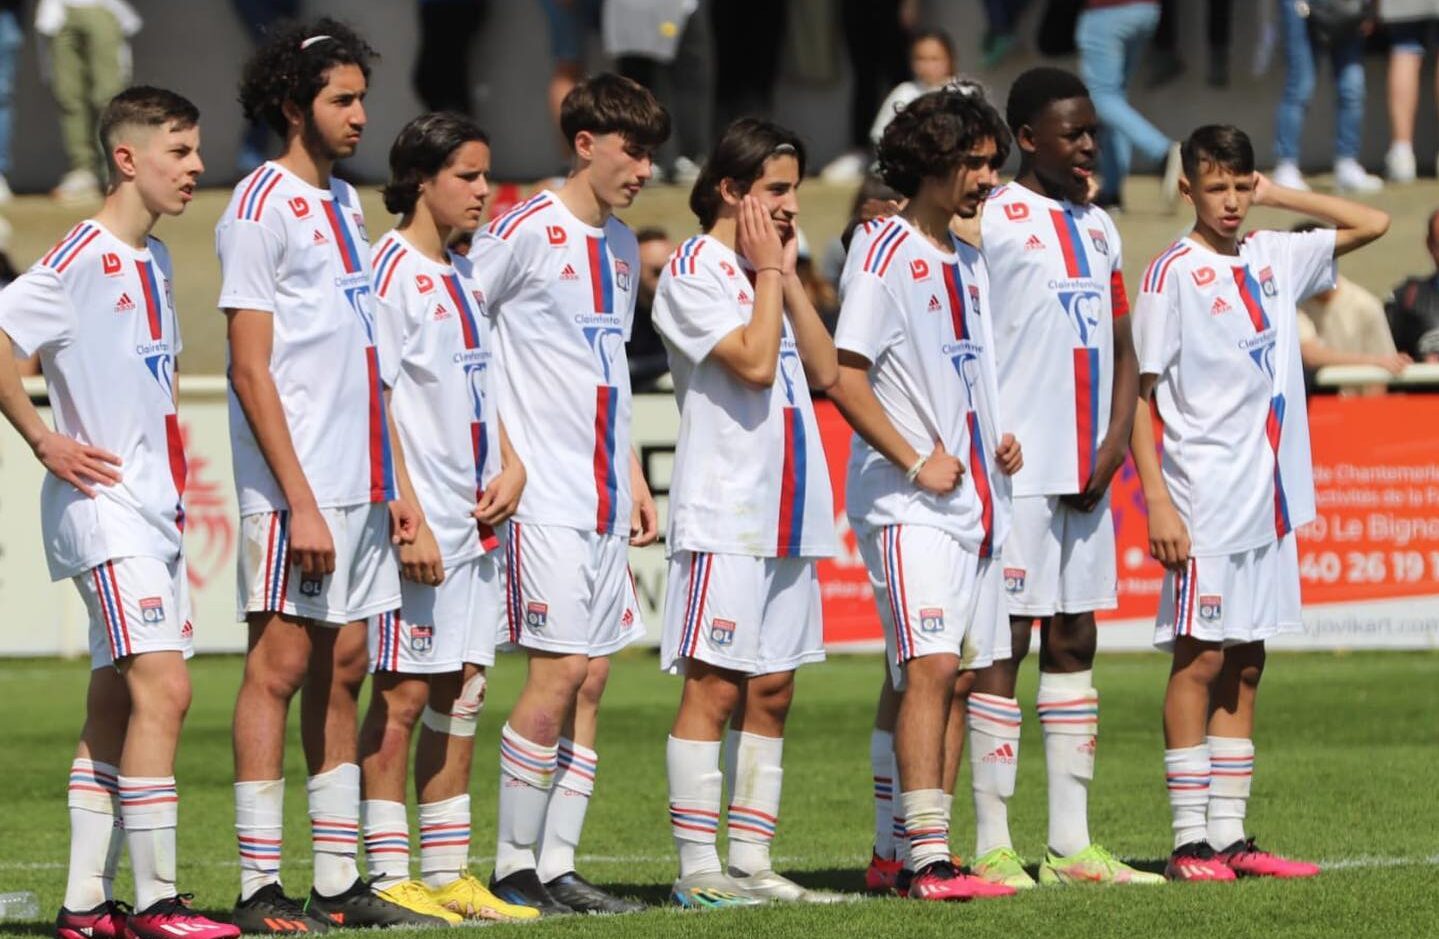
[1274,0,1366,162]
[0,10,20,176]
[1076,3,1171,204]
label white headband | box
[300,35,332,50]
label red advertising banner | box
[816,395,1439,645]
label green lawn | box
[0,651,1435,938]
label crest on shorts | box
[1003,567,1026,594]
[1198,594,1223,622]
[525,601,548,631]
[139,596,166,624]
[709,618,736,646]
[409,624,434,654]
[299,576,324,597]
[919,608,944,633]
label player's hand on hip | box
[915,441,965,495]
[994,433,1023,476]
[737,195,784,272]
[400,523,445,586]
[289,504,336,576]
[475,460,526,527]
[1147,500,1191,571]
[389,497,422,546]
[36,431,121,498]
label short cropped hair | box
[559,72,671,153]
[1005,66,1090,134]
[382,112,489,216]
[240,18,376,136]
[98,85,199,188]
[1181,124,1255,179]
[688,118,807,231]
[876,88,1010,198]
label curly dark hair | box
[382,112,489,216]
[876,87,1010,198]
[239,18,377,137]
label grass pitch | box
[0,651,1435,938]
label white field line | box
[0,853,1435,872]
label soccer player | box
[1131,124,1387,881]
[356,114,538,923]
[0,87,237,939]
[468,73,668,915]
[653,119,841,908]
[829,87,1023,902]
[217,20,442,931]
[969,66,1161,887]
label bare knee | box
[1009,616,1035,663]
[1040,612,1098,672]
[677,665,743,733]
[1172,641,1225,687]
[577,657,610,712]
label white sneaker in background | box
[1334,157,1383,194]
[1386,142,1417,183]
[1161,141,1182,206]
[51,168,101,205]
[1271,161,1310,191]
[819,150,866,184]
[0,174,12,205]
[672,155,702,186]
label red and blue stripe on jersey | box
[442,271,500,552]
[1074,346,1100,490]
[944,262,994,557]
[136,255,189,530]
[373,609,401,672]
[372,237,408,300]
[881,526,914,663]
[1233,266,1292,537]
[588,234,623,533]
[669,235,705,276]
[91,560,132,660]
[775,398,808,557]
[678,551,713,659]
[487,192,551,240]
[40,222,101,273]
[1141,241,1192,293]
[235,165,282,221]
[1049,208,1092,278]
[322,199,364,274]
[861,221,909,277]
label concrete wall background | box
[5,0,1434,192]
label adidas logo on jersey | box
[927,294,942,313]
[114,292,136,314]
[559,263,579,281]
[738,289,752,305]
[1023,234,1045,252]
[433,303,451,321]
[1210,296,1232,316]
[982,743,1017,765]
[312,229,329,246]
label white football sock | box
[361,799,410,890]
[1207,736,1254,850]
[307,763,361,896]
[724,730,784,876]
[869,729,895,859]
[1165,744,1211,850]
[900,789,949,871]
[537,738,596,882]
[968,693,1021,856]
[666,736,723,878]
[118,775,178,911]
[65,759,120,911]
[494,724,556,880]
[235,778,283,901]
[419,794,470,888]
[1038,670,1097,857]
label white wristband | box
[905,455,928,484]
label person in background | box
[1074,0,1182,210]
[1290,224,1407,378]
[630,226,674,391]
[1272,0,1383,193]
[1384,207,1439,361]
[0,0,21,202]
[230,0,299,176]
[1149,0,1234,88]
[610,0,713,185]
[818,0,914,184]
[981,0,1031,70]
[711,0,783,136]
[35,0,140,204]
[536,0,599,169]
[868,30,959,149]
[1381,0,1439,182]
[414,0,487,115]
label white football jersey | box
[652,234,837,559]
[216,161,396,516]
[834,215,1012,558]
[0,221,186,580]
[1133,229,1333,556]
[981,183,1127,496]
[372,231,502,566]
[468,191,638,535]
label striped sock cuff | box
[1037,689,1099,736]
[892,813,907,841]
[1207,736,1255,798]
[499,723,556,790]
[726,804,778,843]
[1164,745,1212,800]
[310,817,359,855]
[419,821,470,851]
[554,738,597,796]
[68,759,119,813]
[669,803,720,843]
[117,776,178,829]
[873,774,893,803]
[363,829,411,857]
[237,833,283,874]
[968,693,1023,738]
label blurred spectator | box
[1272,0,1382,193]
[1150,0,1234,88]
[821,174,902,291]
[868,29,958,147]
[537,0,599,164]
[414,0,487,115]
[1301,275,1403,360]
[712,0,782,136]
[0,0,20,202]
[794,229,837,329]
[35,0,140,204]
[1298,315,1411,394]
[1385,208,1439,361]
[983,0,1033,68]
[609,0,712,185]
[630,226,673,391]
[1381,0,1439,182]
[231,0,299,176]
[819,0,913,183]
[1074,0,1181,210]
[0,215,35,375]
